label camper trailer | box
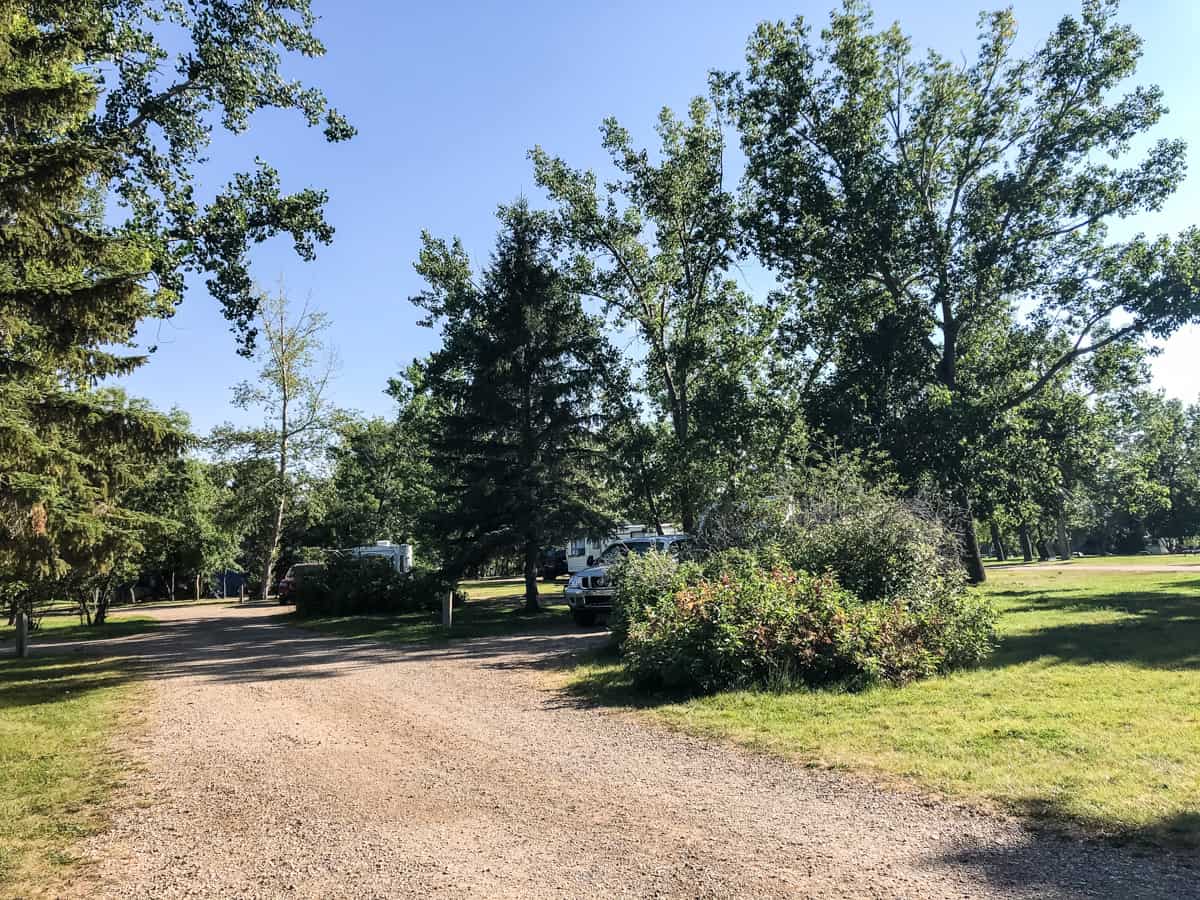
[348,540,414,574]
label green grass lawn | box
[295,576,575,644]
[0,617,157,896]
[0,612,160,646]
[567,567,1200,847]
[986,552,1200,568]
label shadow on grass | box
[0,616,162,647]
[988,578,1200,670]
[0,654,137,711]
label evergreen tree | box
[0,8,180,610]
[414,202,618,610]
[0,1,348,618]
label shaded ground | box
[26,601,1194,899]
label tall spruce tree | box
[0,1,348,616]
[0,7,183,606]
[414,202,618,610]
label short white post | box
[441,590,453,628]
[15,611,29,658]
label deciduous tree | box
[212,289,337,600]
[725,0,1200,579]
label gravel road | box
[56,602,1195,899]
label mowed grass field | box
[987,552,1200,568]
[294,576,574,644]
[0,616,156,895]
[568,565,1200,847]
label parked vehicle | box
[539,547,568,581]
[563,523,681,574]
[347,540,413,574]
[563,534,691,626]
[277,562,325,604]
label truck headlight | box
[567,574,582,589]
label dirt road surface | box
[47,602,1195,899]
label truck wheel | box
[572,609,597,627]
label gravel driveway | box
[54,602,1195,899]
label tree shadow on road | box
[5,601,614,694]
[937,807,1200,900]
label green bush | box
[293,556,448,617]
[614,549,995,693]
[781,492,966,609]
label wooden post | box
[441,591,453,628]
[15,611,28,658]
[239,584,245,604]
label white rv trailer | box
[347,540,414,573]
[564,524,680,574]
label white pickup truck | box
[563,534,691,626]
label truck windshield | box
[599,542,656,563]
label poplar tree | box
[212,289,337,601]
[726,0,1200,580]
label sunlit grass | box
[566,567,1200,846]
[986,552,1200,568]
[0,613,160,647]
[0,620,156,896]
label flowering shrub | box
[614,549,995,692]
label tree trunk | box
[93,586,109,626]
[194,573,201,601]
[169,570,176,602]
[1035,528,1051,561]
[961,516,986,583]
[261,491,286,602]
[989,521,1007,561]
[638,455,664,536]
[1018,522,1034,562]
[523,539,540,613]
[1056,517,1071,559]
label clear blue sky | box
[117,0,1200,434]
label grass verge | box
[565,567,1200,848]
[0,617,155,896]
[294,577,575,645]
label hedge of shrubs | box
[292,555,454,617]
[611,481,997,693]
[615,549,995,691]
